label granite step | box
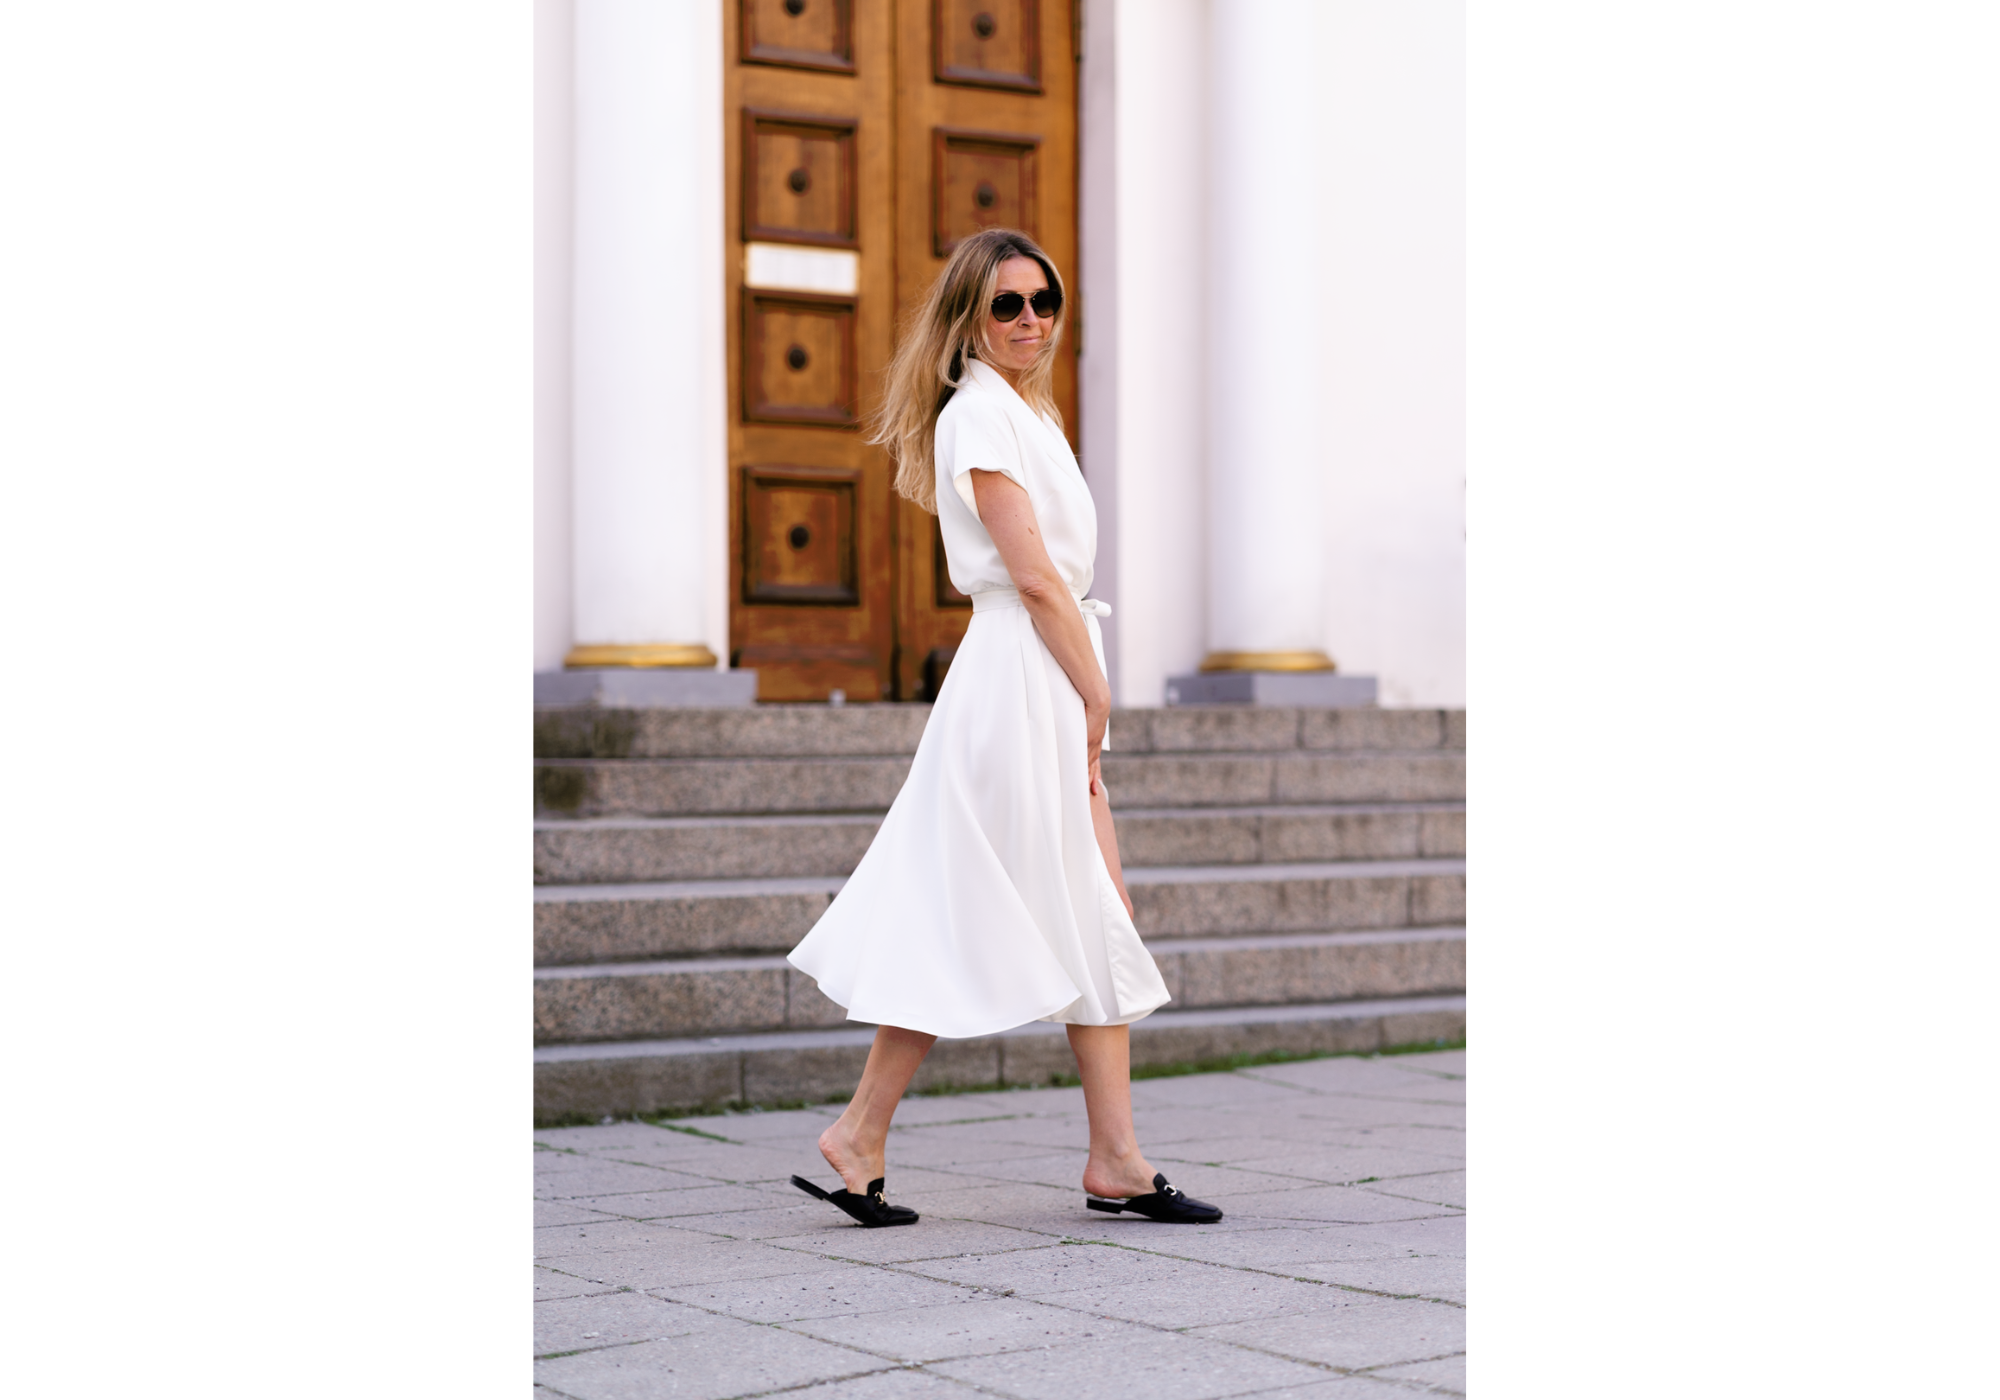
[1098,750,1465,808]
[534,858,1466,966]
[534,875,841,967]
[535,749,1464,819]
[1125,858,1465,937]
[533,926,1467,1046]
[535,704,1464,762]
[532,993,1469,1122]
[531,802,1466,884]
[534,814,882,884]
[1113,802,1464,868]
[534,756,912,819]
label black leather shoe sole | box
[791,1174,919,1228]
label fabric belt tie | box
[970,587,1112,618]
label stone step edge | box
[533,857,1467,904]
[534,749,1462,767]
[532,800,1467,832]
[534,926,1468,979]
[533,993,1468,1064]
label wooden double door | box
[725,0,1078,702]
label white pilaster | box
[1204,0,1332,671]
[568,0,726,668]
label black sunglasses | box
[990,288,1062,322]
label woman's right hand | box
[1085,695,1109,795]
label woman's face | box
[979,256,1054,376]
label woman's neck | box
[980,355,1025,394]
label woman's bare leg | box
[1067,1024,1161,1198]
[817,1025,936,1192]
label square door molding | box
[932,127,1040,256]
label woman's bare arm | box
[970,468,1136,919]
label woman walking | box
[786,228,1220,1229]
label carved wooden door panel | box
[726,0,1076,702]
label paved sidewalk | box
[535,1050,1466,1400]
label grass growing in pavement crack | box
[643,1118,736,1142]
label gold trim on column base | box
[564,643,719,669]
[1198,650,1337,673]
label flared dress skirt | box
[785,593,1172,1040]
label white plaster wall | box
[1099,0,1211,707]
[1316,0,1466,706]
[533,0,573,671]
[1082,0,1465,707]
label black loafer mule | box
[790,1174,919,1228]
[1085,1172,1223,1224]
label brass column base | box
[564,643,719,669]
[1198,650,1336,673]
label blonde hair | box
[869,228,1068,514]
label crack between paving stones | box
[769,1236,1467,1318]
[1230,1077,1467,1109]
[542,1238,1463,1383]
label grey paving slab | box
[908,1241,1200,1294]
[1213,1184,1461,1225]
[538,1124,690,1152]
[587,1139,810,1179]
[928,1326,1330,1400]
[1306,1124,1467,1158]
[767,1218,1059,1264]
[561,1183,798,1220]
[530,1055,1470,1391]
[535,1161,719,1199]
[1292,1253,1466,1304]
[537,1219,725,1260]
[536,1265,625,1303]
[656,1262,983,1322]
[1193,1296,1466,1371]
[778,1370,999,1400]
[1129,1074,1317,1109]
[1052,1211,1335,1246]
[1366,1353,1466,1393]
[534,1317,890,1400]
[788,1295,1146,1365]
[1140,1131,1335,1161]
[535,1290,716,1356]
[1286,1099,1468,1130]
[1233,1147,1469,1186]
[1040,1268,1351,1328]
[1361,1170,1466,1211]
[884,1179,1087,1228]
[554,1237,850,1290]
[1229,1381,1419,1400]
[656,1201,845,1240]
[537,1199,626,1228]
[1244,1055,1463,1094]
[1106,1224,1396,1271]
[1309,1216,1466,1258]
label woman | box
[786,229,1221,1229]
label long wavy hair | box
[869,228,1069,515]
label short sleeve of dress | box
[935,389,1028,521]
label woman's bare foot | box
[1082,1146,1161,1199]
[817,1116,885,1194]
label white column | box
[568,0,727,668]
[1203,0,1333,672]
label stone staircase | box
[533,704,1466,1123]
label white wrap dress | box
[786,358,1172,1040]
